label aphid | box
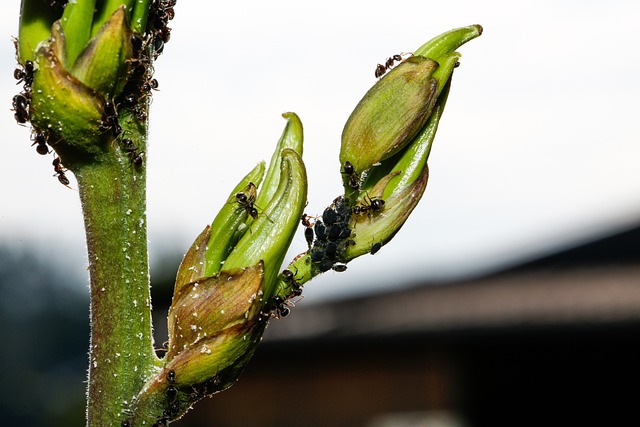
[324,242,338,259]
[371,242,382,255]
[31,132,49,155]
[327,224,342,241]
[53,157,71,187]
[374,53,406,78]
[332,263,348,272]
[120,138,144,167]
[314,220,327,241]
[310,249,325,262]
[342,161,360,190]
[322,207,338,225]
[338,227,352,239]
[318,259,334,273]
[235,182,259,219]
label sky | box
[1,1,639,303]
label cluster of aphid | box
[306,196,354,274]
[374,53,410,78]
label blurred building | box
[179,222,640,427]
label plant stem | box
[75,135,160,426]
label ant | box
[31,131,49,155]
[301,213,316,248]
[120,138,144,167]
[52,157,71,188]
[353,192,385,217]
[282,267,303,298]
[235,182,259,219]
[374,53,411,78]
[271,295,291,319]
[14,60,34,86]
[101,100,122,137]
[12,93,29,124]
[342,161,360,190]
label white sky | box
[1,1,639,302]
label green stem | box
[75,134,160,426]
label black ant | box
[342,161,360,190]
[353,192,385,216]
[31,131,49,155]
[12,93,29,124]
[120,138,144,167]
[301,213,315,248]
[271,295,291,318]
[374,53,410,78]
[282,268,303,298]
[235,182,259,219]
[52,157,71,187]
[14,60,34,86]
[101,100,121,137]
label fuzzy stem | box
[75,137,160,426]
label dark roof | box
[265,221,640,342]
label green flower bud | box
[70,6,133,99]
[166,262,267,387]
[152,115,308,409]
[337,26,482,262]
[340,56,439,176]
[29,24,107,156]
[224,148,307,292]
[345,81,450,260]
[340,24,483,192]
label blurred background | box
[1,0,639,426]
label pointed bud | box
[340,26,482,259]
[340,56,439,176]
[166,262,267,387]
[29,24,107,156]
[155,115,308,406]
[71,7,133,98]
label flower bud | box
[340,56,439,176]
[153,115,308,406]
[70,7,133,99]
[29,23,107,156]
[339,25,482,259]
[166,262,267,387]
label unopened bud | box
[340,56,439,176]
